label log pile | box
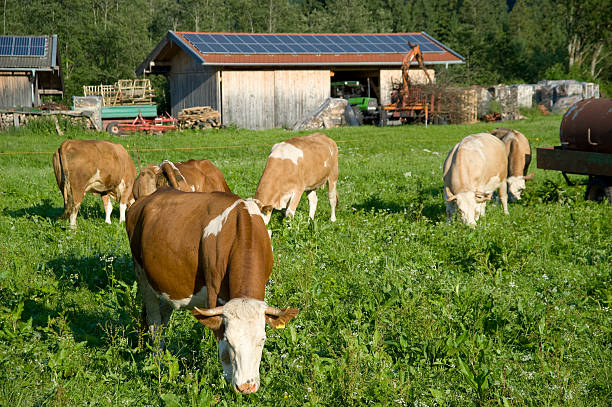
[177,106,221,129]
[0,111,95,131]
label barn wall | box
[0,74,32,108]
[168,51,218,116]
[379,69,436,105]
[221,70,275,129]
[274,70,330,129]
[221,69,330,129]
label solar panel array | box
[182,33,443,55]
[0,36,47,57]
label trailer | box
[536,98,612,203]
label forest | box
[1,0,611,105]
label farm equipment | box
[382,42,434,126]
[536,98,612,203]
[82,79,167,135]
[331,80,380,125]
[106,112,177,136]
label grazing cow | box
[490,127,534,200]
[52,139,136,228]
[254,132,338,224]
[132,159,230,200]
[443,133,509,227]
[126,187,298,394]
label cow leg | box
[285,188,303,218]
[66,187,86,228]
[307,191,318,220]
[499,184,509,215]
[102,194,112,224]
[327,179,338,222]
[119,203,127,223]
[134,263,165,348]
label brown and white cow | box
[490,127,534,200]
[132,159,230,200]
[254,132,338,224]
[52,139,136,228]
[126,187,298,394]
[443,133,509,227]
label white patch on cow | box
[279,191,294,209]
[85,169,105,191]
[324,160,328,168]
[243,198,266,223]
[507,176,526,201]
[219,298,268,393]
[160,285,208,310]
[203,199,242,238]
[191,185,195,192]
[329,146,334,156]
[104,199,112,224]
[269,142,303,165]
[119,203,127,223]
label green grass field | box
[0,114,610,406]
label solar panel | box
[181,32,446,56]
[0,36,47,57]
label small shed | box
[0,35,64,109]
[137,31,463,129]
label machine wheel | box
[351,106,364,125]
[106,121,124,136]
[585,176,612,204]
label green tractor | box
[331,80,380,125]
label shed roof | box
[137,31,464,74]
[0,35,60,70]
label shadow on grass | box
[45,253,135,293]
[3,198,108,222]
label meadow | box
[0,112,610,406]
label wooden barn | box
[136,31,463,129]
[0,35,63,109]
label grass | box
[0,114,610,406]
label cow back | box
[490,128,532,176]
[126,187,272,305]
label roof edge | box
[136,31,206,76]
[421,31,464,61]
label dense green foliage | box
[0,114,610,405]
[2,0,611,102]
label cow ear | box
[263,205,274,214]
[265,308,299,329]
[523,172,535,182]
[193,311,223,330]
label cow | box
[132,159,231,200]
[52,139,136,228]
[126,187,298,394]
[443,133,509,227]
[490,127,534,201]
[254,132,338,224]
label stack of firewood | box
[177,106,221,129]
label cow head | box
[506,172,534,201]
[132,164,161,200]
[193,298,298,394]
[447,191,491,227]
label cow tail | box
[160,161,186,190]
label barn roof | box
[137,31,464,74]
[0,34,63,94]
[0,35,60,70]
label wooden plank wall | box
[221,69,330,129]
[0,75,31,108]
[168,52,218,117]
[221,71,275,129]
[379,69,436,105]
[274,70,330,129]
